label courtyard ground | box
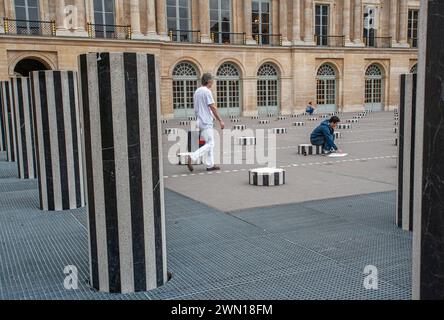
[0,111,412,300]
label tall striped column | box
[10,77,37,179]
[1,81,17,162]
[0,87,6,152]
[78,52,167,293]
[30,71,85,211]
[397,74,417,231]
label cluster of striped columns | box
[1,81,16,162]
[78,52,167,293]
[30,71,85,211]
[10,77,37,179]
[396,73,417,231]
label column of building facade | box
[343,0,353,46]
[74,0,87,36]
[155,0,169,41]
[145,0,158,39]
[0,1,5,33]
[279,0,291,46]
[292,0,303,45]
[303,0,315,45]
[398,0,409,47]
[244,0,256,45]
[353,0,364,46]
[199,0,212,43]
[390,0,399,46]
[130,0,143,38]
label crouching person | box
[310,116,341,155]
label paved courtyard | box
[0,111,412,300]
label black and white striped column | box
[10,77,37,179]
[78,52,167,293]
[1,81,17,162]
[0,89,5,152]
[396,74,416,231]
[30,71,85,211]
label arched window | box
[216,62,241,116]
[365,64,384,111]
[316,64,337,112]
[410,64,417,74]
[257,63,279,115]
[172,62,199,118]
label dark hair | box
[308,101,313,105]
[329,116,340,124]
[202,73,213,86]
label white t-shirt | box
[194,86,215,129]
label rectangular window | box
[252,0,271,45]
[363,6,378,47]
[167,0,192,42]
[315,4,329,46]
[210,0,232,44]
[408,9,419,48]
[93,0,116,38]
[14,0,40,35]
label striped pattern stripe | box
[293,122,305,126]
[10,77,37,179]
[31,71,85,211]
[177,152,203,165]
[251,116,259,119]
[346,119,359,123]
[230,118,241,123]
[164,128,179,135]
[179,120,190,126]
[258,120,269,124]
[1,81,17,162]
[335,132,342,139]
[78,52,167,294]
[276,116,287,120]
[298,144,324,155]
[249,168,285,186]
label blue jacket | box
[310,120,338,151]
[306,106,314,114]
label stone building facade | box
[0,0,419,118]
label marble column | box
[155,0,169,41]
[343,0,352,45]
[412,0,444,300]
[303,0,315,45]
[10,77,37,179]
[279,0,291,46]
[78,52,167,294]
[397,74,416,231]
[0,81,16,162]
[390,0,398,46]
[145,0,158,39]
[292,0,303,45]
[30,70,85,211]
[398,0,409,47]
[353,0,363,45]
[74,0,87,35]
[244,0,256,45]
[130,0,143,38]
[199,0,211,43]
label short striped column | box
[276,116,287,120]
[293,122,305,127]
[249,168,285,186]
[1,81,17,162]
[337,124,352,130]
[308,117,318,121]
[319,115,329,119]
[10,77,37,179]
[270,128,287,134]
[161,119,168,124]
[78,52,167,293]
[258,120,269,124]
[231,118,241,123]
[164,128,179,135]
[237,137,256,146]
[180,120,190,126]
[233,124,247,131]
[298,144,324,155]
[31,70,85,211]
[335,132,342,139]
[346,119,359,123]
[177,152,203,165]
[251,116,259,120]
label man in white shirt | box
[187,73,225,172]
